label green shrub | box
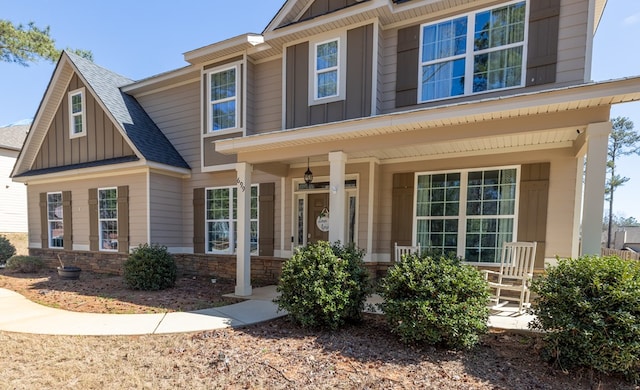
[275,241,370,330]
[0,235,16,264]
[5,255,44,273]
[530,255,640,381]
[123,244,177,291]
[379,253,490,349]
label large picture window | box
[208,65,238,132]
[205,185,258,254]
[98,188,118,251]
[416,167,518,263]
[419,1,526,102]
[47,192,64,248]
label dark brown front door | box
[307,193,329,244]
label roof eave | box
[183,34,266,65]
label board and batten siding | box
[248,58,283,135]
[149,172,185,249]
[136,81,201,170]
[26,173,147,251]
[32,74,136,170]
[0,149,27,232]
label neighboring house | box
[11,0,640,295]
[1,124,28,233]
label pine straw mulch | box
[0,268,637,389]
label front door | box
[307,193,329,244]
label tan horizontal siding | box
[251,59,283,135]
[149,172,184,248]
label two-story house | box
[12,0,640,295]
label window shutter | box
[39,192,49,249]
[193,188,206,254]
[259,183,275,256]
[62,191,72,250]
[88,188,99,251]
[117,186,129,253]
[395,25,419,108]
[391,172,415,250]
[526,0,560,86]
[518,163,550,269]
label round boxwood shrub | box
[379,253,490,349]
[123,244,177,291]
[275,241,370,330]
[530,255,640,381]
[0,235,16,264]
[6,255,44,273]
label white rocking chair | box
[482,241,537,314]
[394,242,421,262]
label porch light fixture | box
[304,158,313,188]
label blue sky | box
[2,1,640,219]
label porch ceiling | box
[216,77,640,164]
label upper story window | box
[98,187,118,251]
[68,88,86,138]
[308,32,346,105]
[207,65,239,132]
[419,1,527,102]
[47,192,63,249]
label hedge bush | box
[378,253,490,349]
[123,244,177,291]
[0,235,16,264]
[530,255,640,381]
[5,255,44,273]
[275,241,370,330]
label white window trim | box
[47,192,63,249]
[205,185,259,255]
[308,32,347,105]
[417,0,529,104]
[68,87,86,138]
[206,63,241,134]
[413,166,520,266]
[98,187,118,252]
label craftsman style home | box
[12,0,640,295]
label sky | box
[1,0,640,219]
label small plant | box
[378,253,490,349]
[123,244,177,291]
[530,255,640,382]
[275,241,370,330]
[5,255,44,273]
[0,235,16,264]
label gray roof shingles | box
[66,51,190,170]
[0,124,29,151]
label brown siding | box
[117,186,129,253]
[250,59,283,135]
[203,132,240,167]
[395,25,419,108]
[31,74,135,170]
[285,42,309,129]
[88,188,98,251]
[259,182,275,256]
[390,172,415,249]
[518,163,550,269]
[39,193,48,248]
[299,0,359,21]
[62,191,72,250]
[346,24,373,119]
[527,0,561,86]
[193,188,205,254]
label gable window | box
[416,167,518,263]
[315,39,339,99]
[98,188,118,251]
[419,1,527,102]
[207,65,239,132]
[47,192,64,248]
[205,185,258,254]
[68,88,86,138]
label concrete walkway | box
[0,286,534,336]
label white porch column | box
[329,151,347,243]
[581,121,611,256]
[235,162,253,296]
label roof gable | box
[265,0,368,32]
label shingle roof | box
[65,51,190,170]
[0,124,29,151]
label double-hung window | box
[47,192,64,248]
[205,185,258,254]
[98,188,118,251]
[314,39,340,99]
[68,88,86,138]
[208,65,239,132]
[419,1,527,102]
[416,167,518,263]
